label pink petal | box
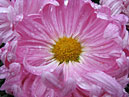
[103,23,119,39]
[100,0,123,15]
[85,71,123,97]
[53,64,64,81]
[0,65,9,79]
[61,78,76,97]
[31,77,47,97]
[23,58,58,75]
[41,72,62,89]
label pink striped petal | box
[41,72,62,89]
[60,78,76,97]
[85,71,123,97]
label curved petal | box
[84,71,123,97]
[60,78,76,97]
[100,0,123,15]
[23,58,58,75]
[41,72,62,89]
[31,77,46,97]
[0,65,9,79]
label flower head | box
[0,0,129,97]
[0,0,55,44]
[100,0,129,27]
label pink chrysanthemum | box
[0,0,26,44]
[100,0,129,57]
[100,0,129,27]
[0,0,55,44]
[0,0,129,97]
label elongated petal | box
[42,72,62,89]
[60,78,76,97]
[85,71,123,97]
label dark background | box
[0,0,128,97]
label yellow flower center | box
[51,37,82,63]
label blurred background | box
[0,0,128,97]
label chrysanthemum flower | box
[100,0,129,57]
[100,0,129,27]
[0,0,129,97]
[0,0,57,44]
[0,0,24,44]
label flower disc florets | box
[52,37,82,63]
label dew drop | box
[64,0,68,6]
